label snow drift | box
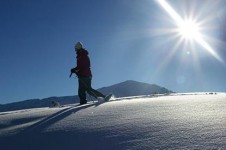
[0,93,226,150]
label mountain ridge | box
[0,80,172,112]
[99,80,172,97]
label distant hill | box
[0,80,172,112]
[99,80,172,97]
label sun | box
[157,0,223,63]
[177,19,200,40]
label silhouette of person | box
[71,42,105,105]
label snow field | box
[0,93,226,149]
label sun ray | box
[156,0,224,63]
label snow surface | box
[0,93,226,150]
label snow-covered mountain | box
[99,80,172,97]
[0,93,226,150]
[0,80,172,112]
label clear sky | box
[1,0,226,104]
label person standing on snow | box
[71,42,106,105]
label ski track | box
[0,93,226,150]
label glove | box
[71,68,76,73]
[70,68,79,78]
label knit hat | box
[75,42,83,50]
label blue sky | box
[1,0,226,104]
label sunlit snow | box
[0,93,226,149]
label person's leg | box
[78,78,87,104]
[85,78,105,99]
[88,88,105,98]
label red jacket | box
[75,49,92,77]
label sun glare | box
[157,0,224,63]
[178,19,200,40]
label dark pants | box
[78,77,105,103]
